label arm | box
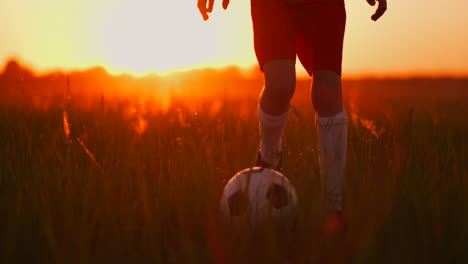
[198,0,230,21]
[366,0,387,21]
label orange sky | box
[1,0,467,77]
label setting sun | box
[1,0,467,77]
[96,0,248,74]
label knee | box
[312,70,343,117]
[262,76,295,108]
[260,60,296,115]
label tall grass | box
[0,79,467,263]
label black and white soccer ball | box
[220,167,298,229]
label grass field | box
[1,64,467,263]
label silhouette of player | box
[198,0,387,235]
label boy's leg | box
[295,1,347,219]
[313,70,349,263]
[258,60,296,167]
[251,0,297,169]
[312,70,347,214]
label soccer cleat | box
[316,210,350,264]
[321,210,347,239]
[255,151,283,172]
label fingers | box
[366,0,376,6]
[197,0,212,21]
[207,0,215,12]
[198,0,208,21]
[198,0,229,21]
[222,0,230,10]
[371,0,387,21]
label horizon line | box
[2,58,468,80]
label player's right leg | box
[251,0,297,170]
[257,60,295,169]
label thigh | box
[263,60,296,94]
[295,1,346,76]
[251,0,297,71]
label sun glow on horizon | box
[1,0,468,77]
[94,0,256,75]
[99,1,217,73]
[1,0,256,76]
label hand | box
[366,0,387,21]
[198,0,230,21]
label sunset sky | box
[1,0,467,77]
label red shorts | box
[251,0,346,76]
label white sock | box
[258,105,290,166]
[316,111,348,212]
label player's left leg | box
[312,72,349,264]
[294,0,347,227]
[312,70,347,215]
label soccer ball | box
[220,167,298,229]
